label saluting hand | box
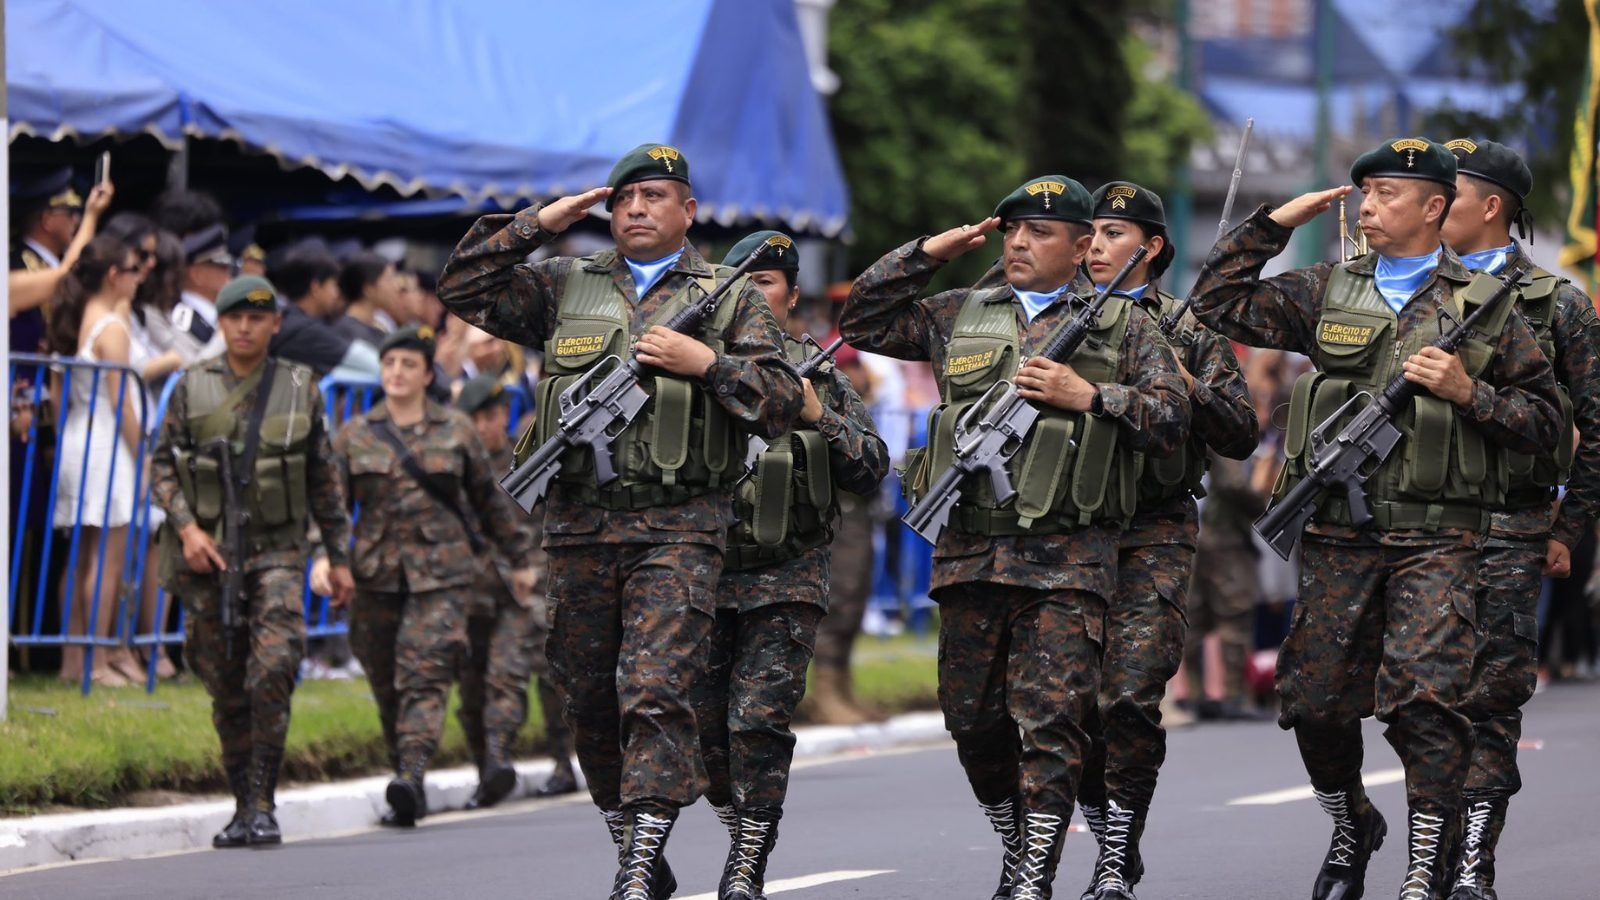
[1402,347,1474,405]
[923,217,1002,262]
[634,326,716,378]
[1268,186,1353,229]
[84,182,115,220]
[536,187,613,234]
[1014,357,1098,413]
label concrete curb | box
[0,711,949,875]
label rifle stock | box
[1251,261,1529,559]
[901,246,1148,544]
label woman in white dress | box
[47,234,153,687]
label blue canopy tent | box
[6,0,850,236]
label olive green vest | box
[1502,266,1575,508]
[726,340,838,571]
[906,286,1137,534]
[1136,290,1207,508]
[1278,263,1515,530]
[173,360,314,548]
[518,252,743,510]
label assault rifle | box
[499,238,777,513]
[903,245,1148,545]
[1159,117,1254,338]
[206,438,248,660]
[1254,260,1530,560]
[739,335,848,474]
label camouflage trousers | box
[349,587,466,765]
[695,603,823,817]
[1278,532,1479,805]
[178,566,306,770]
[938,583,1105,817]
[1080,509,1193,815]
[1463,534,1543,799]
[456,592,572,767]
[1183,541,1258,706]
[814,498,875,670]
[546,541,719,811]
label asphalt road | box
[6,682,1598,899]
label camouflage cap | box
[1444,138,1533,201]
[722,230,799,272]
[605,142,691,210]
[1350,137,1457,189]
[993,175,1093,226]
[455,374,508,414]
[215,275,279,316]
[378,325,437,365]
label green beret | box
[378,325,437,363]
[455,374,508,414]
[215,275,279,316]
[1090,181,1167,231]
[994,175,1093,226]
[1444,138,1532,201]
[1350,137,1457,189]
[605,142,690,210]
[722,230,798,272]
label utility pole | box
[1169,0,1193,287]
[1303,0,1336,266]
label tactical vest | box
[174,362,314,548]
[1502,266,1574,508]
[904,287,1138,534]
[1278,264,1514,531]
[726,340,839,571]
[518,253,743,510]
[1136,291,1207,508]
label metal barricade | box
[7,354,155,695]
[866,405,936,633]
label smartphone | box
[93,151,111,185]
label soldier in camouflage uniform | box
[692,232,889,900]
[453,375,578,808]
[1072,183,1258,900]
[437,144,801,899]
[1189,138,1562,900]
[151,275,356,848]
[1437,139,1600,900]
[842,177,1190,900]
[332,327,537,828]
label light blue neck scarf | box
[1457,242,1516,276]
[625,247,685,298]
[1014,283,1073,322]
[1374,249,1442,311]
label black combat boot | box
[1311,786,1387,900]
[535,753,579,798]
[603,809,678,900]
[1397,805,1453,900]
[1084,801,1146,900]
[610,809,680,900]
[979,797,1023,900]
[212,759,253,848]
[710,803,739,839]
[467,732,518,810]
[717,813,779,900]
[246,749,284,846]
[1447,796,1507,900]
[1008,810,1067,900]
[384,752,430,828]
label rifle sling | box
[370,418,486,554]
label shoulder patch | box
[1317,320,1378,346]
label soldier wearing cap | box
[452,374,579,808]
[1439,139,1600,900]
[150,275,356,848]
[9,166,114,353]
[438,142,801,897]
[692,232,888,899]
[841,177,1189,899]
[168,225,234,364]
[329,327,537,828]
[1069,182,1257,900]
[1188,138,1563,900]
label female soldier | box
[694,231,889,900]
[333,326,536,827]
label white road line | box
[1227,768,1407,806]
[676,869,894,899]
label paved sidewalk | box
[0,711,948,874]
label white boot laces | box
[1010,812,1063,900]
[1399,812,1446,900]
[1313,789,1359,866]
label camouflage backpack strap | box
[196,364,267,445]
